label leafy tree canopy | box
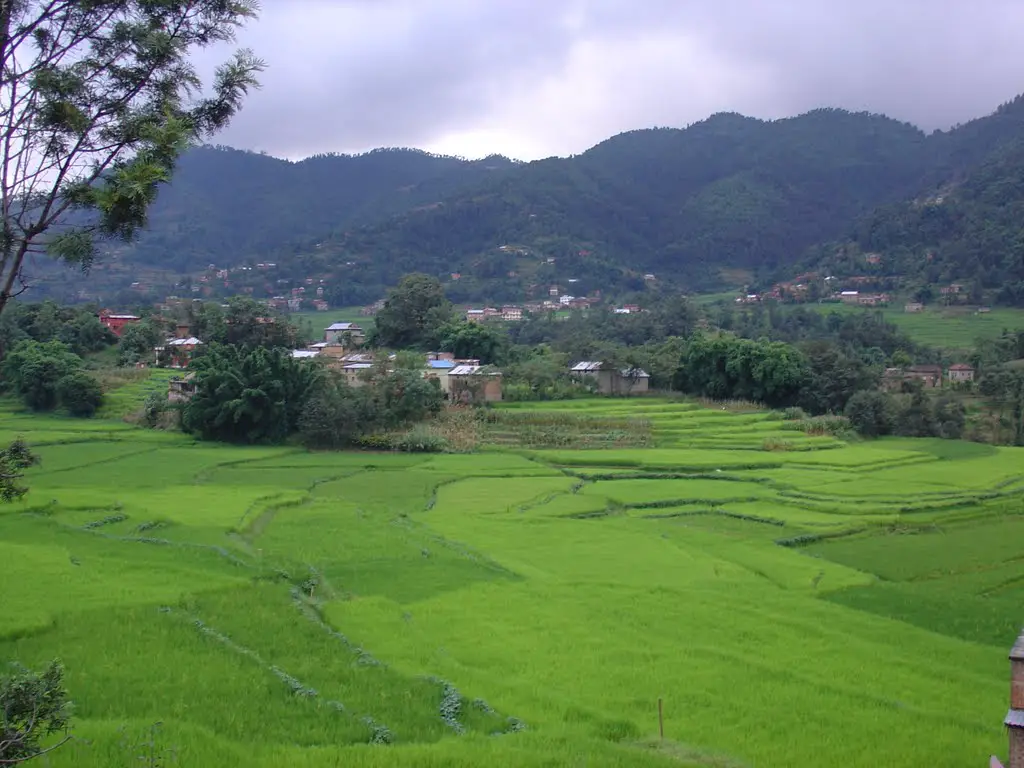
[0,0,265,314]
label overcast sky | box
[199,0,1024,162]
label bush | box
[391,425,449,453]
[56,371,104,417]
[1,339,82,411]
[783,406,808,420]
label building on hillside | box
[291,349,321,360]
[904,302,924,313]
[501,305,523,321]
[839,290,860,304]
[948,363,975,383]
[340,362,373,387]
[323,322,365,346]
[570,361,650,395]
[167,373,197,403]
[423,357,456,391]
[156,336,203,368]
[447,364,503,403]
[465,309,485,323]
[98,310,140,336]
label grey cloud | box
[200,0,1024,160]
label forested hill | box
[118,147,519,272]
[100,95,1024,304]
[805,95,1024,305]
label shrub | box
[783,406,808,420]
[56,371,104,417]
[391,425,449,453]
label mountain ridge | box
[34,95,1024,306]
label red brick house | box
[98,310,140,337]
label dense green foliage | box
[0,301,115,356]
[370,274,453,349]
[0,440,37,503]
[298,361,444,450]
[0,0,264,315]
[181,345,321,444]
[0,660,72,765]
[1,340,103,415]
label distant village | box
[98,311,652,405]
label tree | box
[56,370,103,417]
[1,339,81,410]
[372,274,452,349]
[438,320,506,364]
[117,319,164,366]
[844,390,894,437]
[181,344,321,443]
[0,660,71,765]
[0,1,265,316]
[0,439,37,503]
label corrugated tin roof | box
[325,322,361,331]
[428,360,455,369]
[343,363,373,370]
[291,350,320,358]
[449,365,500,376]
[167,337,202,346]
[571,361,603,372]
[1005,709,1024,727]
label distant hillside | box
[804,95,1024,305]
[34,94,1024,306]
[113,146,518,273]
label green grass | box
[0,398,1021,766]
[790,302,1024,349]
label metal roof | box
[325,322,361,331]
[342,363,373,370]
[291,350,320,359]
[571,361,603,372]
[1006,709,1024,728]
[622,367,650,378]
[449,364,500,376]
[167,337,202,346]
[428,360,456,369]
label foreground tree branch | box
[0,0,265,316]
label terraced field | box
[0,398,1021,767]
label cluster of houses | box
[882,363,975,390]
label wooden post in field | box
[658,697,664,741]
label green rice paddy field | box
[2,398,1023,767]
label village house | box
[340,362,373,387]
[570,362,650,395]
[167,373,197,403]
[323,322,365,346]
[465,309,485,323]
[856,293,890,307]
[423,354,456,391]
[156,336,203,369]
[501,305,523,322]
[838,290,860,304]
[98,310,140,336]
[447,364,503,403]
[947,363,975,383]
